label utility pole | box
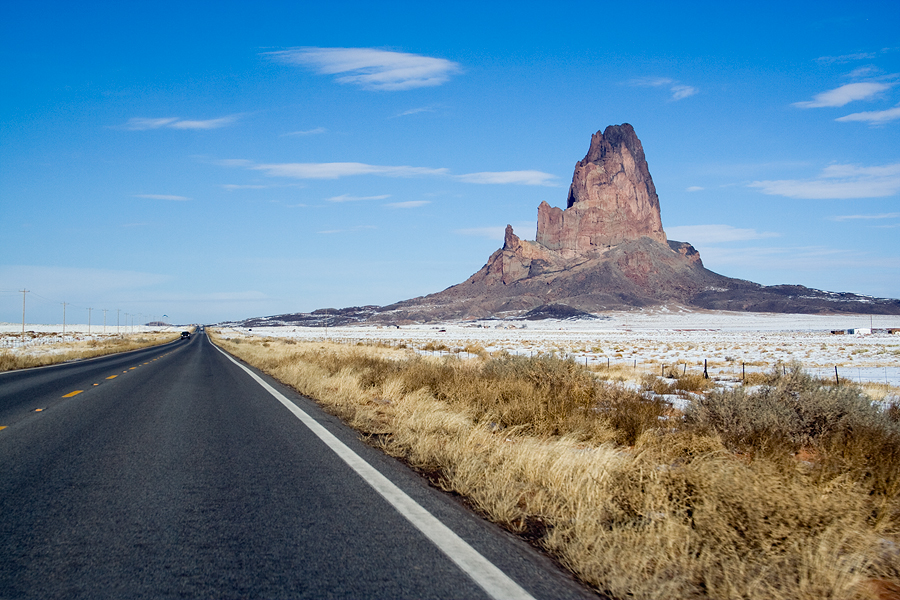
[103,309,108,334]
[88,308,92,335]
[62,302,68,338]
[20,289,29,338]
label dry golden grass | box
[0,331,183,372]
[210,330,900,600]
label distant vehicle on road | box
[181,331,191,340]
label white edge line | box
[213,343,536,600]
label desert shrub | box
[686,363,900,455]
[599,388,671,446]
[673,372,714,392]
[887,402,900,423]
[422,341,449,352]
[640,373,676,395]
[463,343,488,357]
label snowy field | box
[215,309,900,387]
[0,323,182,358]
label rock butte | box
[232,124,900,327]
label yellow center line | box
[62,390,83,398]
[0,426,7,431]
[129,367,137,370]
[106,375,118,379]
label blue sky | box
[2,1,898,325]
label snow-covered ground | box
[0,323,182,356]
[215,309,900,386]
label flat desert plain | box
[214,309,900,389]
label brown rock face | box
[536,124,666,257]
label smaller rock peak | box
[503,224,519,250]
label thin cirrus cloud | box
[750,163,900,199]
[220,159,557,186]
[628,77,698,101]
[264,47,462,91]
[251,162,450,179]
[393,106,436,118]
[836,104,900,124]
[122,115,240,130]
[831,212,900,221]
[816,52,877,64]
[792,82,893,108]
[133,194,191,201]
[383,200,430,209]
[326,194,391,203]
[665,224,779,244]
[281,127,327,136]
[456,170,559,186]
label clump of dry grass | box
[0,331,182,372]
[210,331,900,600]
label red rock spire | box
[536,124,666,257]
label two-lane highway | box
[0,331,598,599]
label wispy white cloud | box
[281,127,327,136]
[750,163,900,199]
[383,200,430,209]
[831,212,900,221]
[168,116,239,130]
[221,158,556,187]
[816,52,877,64]
[393,106,435,118]
[628,77,698,101]
[457,170,558,186]
[846,66,882,78]
[630,77,674,87]
[326,194,391,203]
[686,186,704,192]
[670,85,699,100]
[665,224,779,244]
[264,47,462,91]
[122,117,179,130]
[252,162,449,179]
[121,115,239,130]
[792,82,893,108]
[836,103,900,124]
[133,194,191,201]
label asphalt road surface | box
[0,331,599,599]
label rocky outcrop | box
[233,125,900,325]
[373,124,900,320]
[536,124,666,257]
